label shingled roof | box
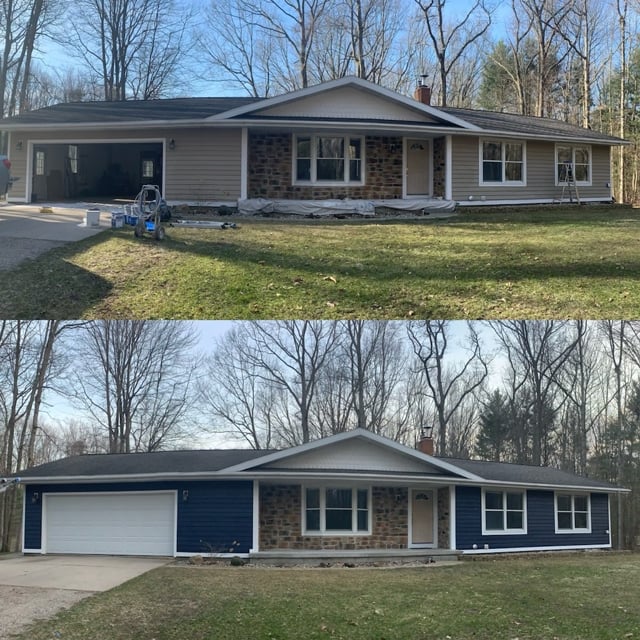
[0,97,260,126]
[16,446,621,491]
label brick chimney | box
[417,427,434,456]
[414,75,432,105]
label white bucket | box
[85,208,101,227]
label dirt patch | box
[0,585,90,639]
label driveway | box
[0,555,170,638]
[0,203,113,271]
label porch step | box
[250,549,461,567]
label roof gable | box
[211,76,477,130]
[224,429,481,479]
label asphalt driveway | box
[0,555,170,638]
[0,204,112,271]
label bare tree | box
[407,321,488,455]
[70,321,199,453]
[492,321,579,466]
[68,0,191,100]
[0,320,65,551]
[413,0,492,106]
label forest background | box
[1,0,640,200]
[0,320,638,551]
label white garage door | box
[44,492,175,556]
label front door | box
[410,489,434,547]
[405,139,431,197]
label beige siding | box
[452,136,612,202]
[256,86,440,123]
[164,128,241,200]
[6,127,242,202]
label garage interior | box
[31,142,163,202]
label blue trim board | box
[455,486,610,550]
[24,480,253,554]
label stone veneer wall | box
[432,137,446,198]
[259,484,409,550]
[437,487,450,549]
[248,134,404,200]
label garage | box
[30,141,163,202]
[43,492,175,556]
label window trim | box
[292,134,365,186]
[554,492,592,534]
[302,485,371,536]
[555,144,592,187]
[479,139,526,187]
[481,488,528,536]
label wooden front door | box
[405,139,431,196]
[410,489,434,547]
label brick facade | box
[248,133,404,200]
[259,484,409,550]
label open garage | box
[30,141,163,202]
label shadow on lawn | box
[163,226,640,287]
[0,233,113,319]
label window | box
[294,135,364,184]
[556,145,591,185]
[304,487,369,534]
[555,493,591,533]
[68,145,78,174]
[142,160,155,179]
[35,150,45,176]
[482,489,527,534]
[480,140,524,185]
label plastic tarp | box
[237,198,455,217]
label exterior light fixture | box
[15,140,23,151]
[168,138,176,151]
[32,491,39,503]
[182,489,189,502]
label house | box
[15,429,625,560]
[0,77,624,210]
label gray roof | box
[17,448,620,491]
[440,106,623,144]
[17,449,273,478]
[0,93,623,145]
[0,97,260,126]
[443,457,618,490]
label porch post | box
[448,484,456,550]
[445,135,453,201]
[240,127,248,200]
[251,479,260,553]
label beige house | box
[0,76,624,208]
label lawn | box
[15,554,640,640]
[1,205,639,319]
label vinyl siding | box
[451,137,612,202]
[6,127,242,202]
[455,486,610,551]
[24,480,253,555]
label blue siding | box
[455,486,610,551]
[24,480,254,554]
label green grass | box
[15,554,640,640]
[2,205,640,318]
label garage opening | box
[31,142,163,202]
[43,492,175,556]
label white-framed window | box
[556,145,591,185]
[142,159,155,179]
[303,486,370,535]
[293,135,364,185]
[68,145,78,174]
[482,488,527,535]
[555,493,591,533]
[480,140,525,185]
[35,150,45,176]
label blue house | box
[16,429,624,559]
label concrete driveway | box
[0,203,113,271]
[0,555,170,639]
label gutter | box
[14,471,629,493]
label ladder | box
[559,162,581,204]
